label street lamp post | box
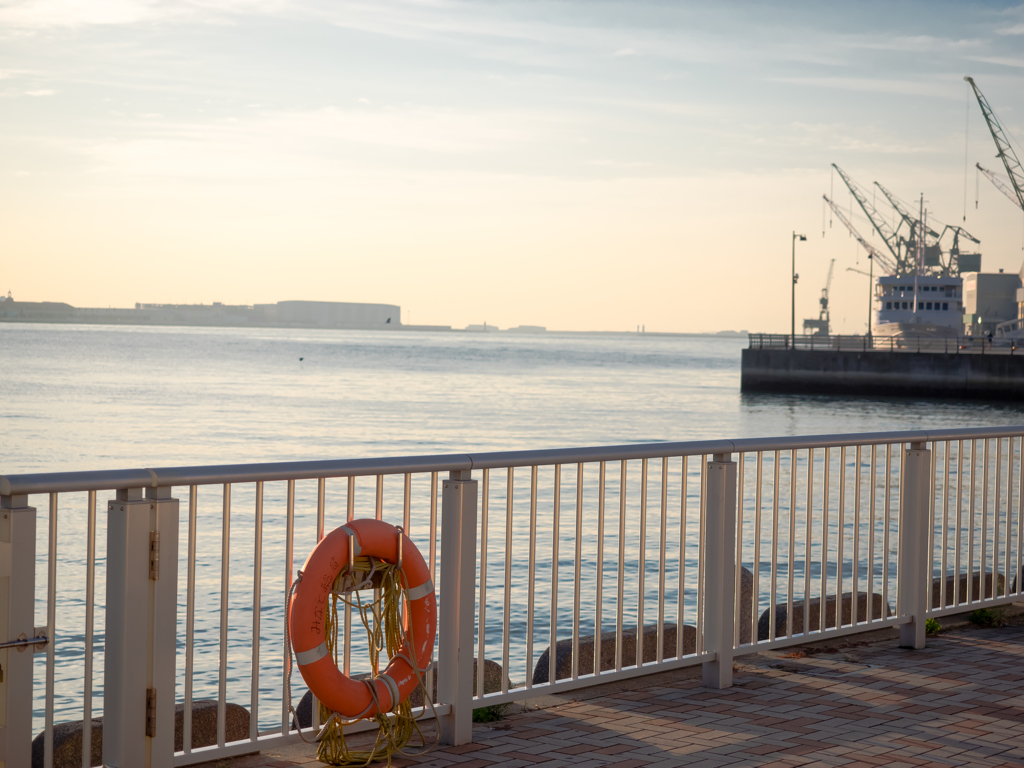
[791,231,806,347]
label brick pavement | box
[212,625,1024,768]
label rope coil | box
[285,534,438,766]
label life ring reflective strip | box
[288,518,437,719]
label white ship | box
[873,275,964,338]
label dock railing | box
[3,426,1024,766]
[748,332,1020,354]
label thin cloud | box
[613,48,636,57]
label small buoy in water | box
[299,357,304,361]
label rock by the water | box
[932,571,1005,607]
[32,700,250,768]
[757,592,891,641]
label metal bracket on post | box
[438,469,478,746]
[0,494,37,768]
[899,443,930,650]
[702,453,737,690]
[103,487,179,768]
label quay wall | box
[741,347,1024,398]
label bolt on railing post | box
[103,487,179,767]
[702,452,737,689]
[438,469,478,746]
[0,494,38,768]
[898,443,930,650]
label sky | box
[3,0,1024,333]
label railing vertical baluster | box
[83,489,97,768]
[218,483,231,747]
[838,447,846,625]
[550,465,561,682]
[853,447,861,624]
[657,457,667,663]
[636,459,647,668]
[426,473,436,699]
[697,457,707,652]
[376,474,383,520]
[941,443,951,609]
[804,450,813,635]
[821,447,830,632]
[968,440,977,603]
[478,469,488,699]
[527,466,538,685]
[616,462,627,669]
[438,469,478,746]
[344,478,355,679]
[753,453,763,642]
[679,456,687,656]
[502,468,513,694]
[282,480,295,733]
[251,482,264,740]
[183,487,197,757]
[573,463,584,678]
[787,450,797,637]
[311,478,324,731]
[702,451,737,689]
[44,493,58,768]
[983,440,991,598]
[1004,440,1012,597]
[955,442,964,605]
[596,461,607,672]
[927,444,937,611]
[995,439,1004,597]
[1017,437,1023,596]
[868,448,876,619]
[770,451,780,641]
[883,445,892,614]
[734,454,744,647]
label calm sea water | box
[3,323,1022,735]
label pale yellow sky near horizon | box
[3,1,1024,333]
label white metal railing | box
[2,426,1024,766]
[748,332,1023,354]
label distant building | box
[962,271,1022,335]
[265,301,398,328]
[507,325,546,333]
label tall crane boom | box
[965,76,1024,212]
[823,193,897,274]
[832,164,903,267]
[977,162,1024,211]
[873,181,940,240]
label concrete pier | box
[742,335,1024,398]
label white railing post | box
[702,453,737,689]
[103,487,179,768]
[0,493,38,768]
[438,469,478,746]
[898,443,930,650]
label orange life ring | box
[289,519,436,719]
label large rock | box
[174,699,250,751]
[1013,568,1023,595]
[31,718,102,768]
[32,700,250,768]
[931,571,1005,608]
[293,659,506,728]
[532,622,698,684]
[757,592,891,641]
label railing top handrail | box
[3,426,1023,496]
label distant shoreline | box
[0,316,748,339]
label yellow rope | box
[315,556,436,766]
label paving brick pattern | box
[214,626,1024,768]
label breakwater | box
[742,334,1024,398]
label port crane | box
[965,76,1024,213]
[977,162,1024,212]
[823,193,896,274]
[803,258,835,335]
[832,164,910,274]
[832,164,980,276]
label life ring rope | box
[285,520,439,765]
